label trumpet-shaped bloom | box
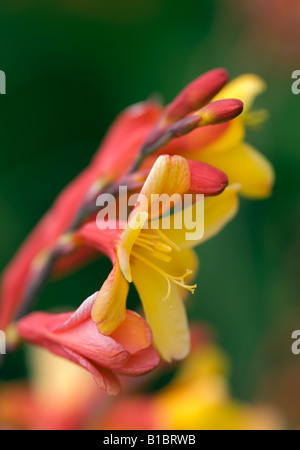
[17,292,160,395]
[76,155,239,361]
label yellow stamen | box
[134,240,155,252]
[138,229,180,252]
[131,250,197,302]
[154,242,172,253]
[150,250,172,263]
[156,229,181,252]
[135,231,175,260]
[244,109,268,130]
[135,236,156,247]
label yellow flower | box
[154,340,283,430]
[77,155,239,361]
[183,75,275,199]
[98,329,284,430]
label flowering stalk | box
[2,75,244,332]
[130,99,243,173]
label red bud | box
[196,99,244,126]
[164,68,229,123]
[187,159,228,196]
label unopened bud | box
[164,68,229,123]
[196,99,244,126]
[140,99,243,158]
[187,159,228,196]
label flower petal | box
[131,259,190,362]
[162,184,240,248]
[197,142,275,199]
[118,212,149,282]
[91,262,129,335]
[214,74,266,113]
[43,341,121,396]
[19,311,129,369]
[202,184,241,243]
[185,118,245,156]
[76,221,121,262]
[110,310,153,354]
[55,291,98,332]
[133,155,191,217]
[118,346,160,375]
[148,248,199,302]
[92,101,162,178]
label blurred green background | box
[1,0,300,423]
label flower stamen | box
[131,250,196,302]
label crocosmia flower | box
[0,67,274,392]
[0,68,244,331]
[76,155,239,361]
[17,292,160,395]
